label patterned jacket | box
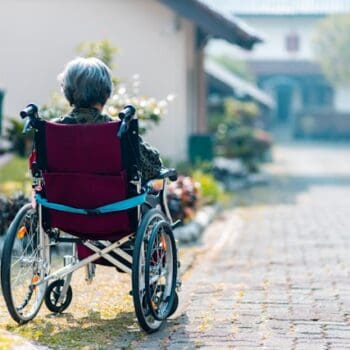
[54,107,163,181]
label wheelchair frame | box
[0,104,181,333]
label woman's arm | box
[138,137,163,181]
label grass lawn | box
[0,265,144,350]
[0,246,199,349]
[0,156,30,196]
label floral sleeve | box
[138,137,163,181]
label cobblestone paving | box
[130,143,350,350]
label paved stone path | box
[130,143,350,350]
[2,142,350,350]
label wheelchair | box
[0,103,181,333]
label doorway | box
[276,84,293,123]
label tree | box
[77,39,118,69]
[313,15,350,85]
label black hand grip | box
[20,103,38,119]
[117,123,128,138]
[118,105,136,120]
[168,169,178,182]
[22,118,33,134]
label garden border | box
[173,204,221,244]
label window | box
[286,32,299,53]
[302,84,334,107]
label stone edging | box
[173,204,221,244]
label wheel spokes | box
[8,209,46,320]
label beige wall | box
[0,0,197,161]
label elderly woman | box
[55,57,162,181]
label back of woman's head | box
[59,57,112,108]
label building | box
[0,0,261,160]
[206,0,350,138]
[206,59,275,128]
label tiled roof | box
[201,0,350,15]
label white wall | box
[334,86,350,113]
[207,15,324,61]
[240,16,323,60]
[0,0,195,161]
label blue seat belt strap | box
[35,192,147,215]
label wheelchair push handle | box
[119,105,136,120]
[20,103,39,119]
[117,104,136,138]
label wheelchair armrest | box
[150,168,178,182]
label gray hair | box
[58,57,112,107]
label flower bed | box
[152,170,225,225]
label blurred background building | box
[206,0,350,139]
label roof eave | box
[206,60,275,108]
[159,0,263,50]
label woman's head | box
[59,57,112,108]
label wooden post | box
[196,29,209,134]
[0,90,4,136]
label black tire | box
[145,221,177,321]
[45,279,73,313]
[1,204,47,324]
[132,209,166,333]
[168,291,179,317]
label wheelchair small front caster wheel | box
[45,280,73,313]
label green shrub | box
[210,98,272,172]
[6,118,33,157]
[192,170,224,204]
[0,192,29,235]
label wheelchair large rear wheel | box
[132,208,177,333]
[1,204,48,324]
[145,221,177,321]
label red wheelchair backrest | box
[41,121,135,240]
[45,121,123,174]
